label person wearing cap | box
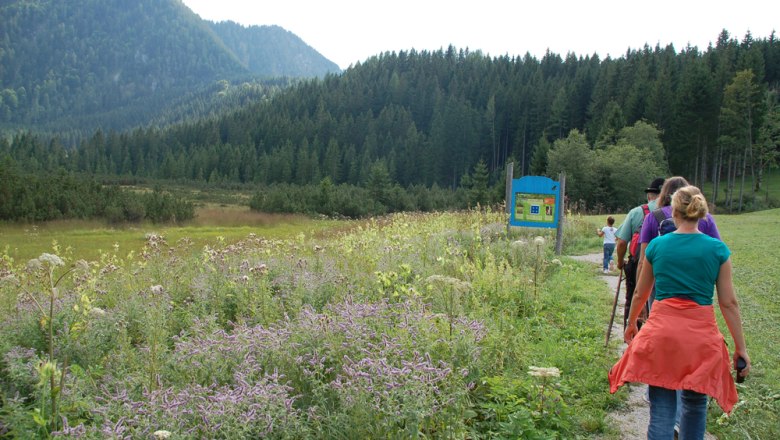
[614,177,664,329]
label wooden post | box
[505,162,513,236]
[505,162,513,214]
[555,172,566,255]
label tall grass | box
[0,207,776,438]
[706,208,780,438]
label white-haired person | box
[609,185,750,440]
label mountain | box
[3,30,778,218]
[0,0,340,132]
[209,21,340,79]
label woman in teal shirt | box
[610,185,750,440]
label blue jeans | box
[603,243,616,270]
[648,386,707,439]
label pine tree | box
[720,69,766,211]
[467,159,490,208]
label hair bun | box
[672,185,708,220]
[686,193,708,219]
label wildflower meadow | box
[1,208,777,438]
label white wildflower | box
[150,285,164,295]
[511,239,528,248]
[551,259,563,267]
[528,366,560,378]
[90,307,106,317]
[39,253,65,267]
[75,259,90,272]
[0,271,16,284]
[26,258,43,271]
[153,431,172,439]
[533,236,546,246]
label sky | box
[181,0,778,70]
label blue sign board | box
[509,176,561,228]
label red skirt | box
[608,297,738,413]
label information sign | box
[509,176,560,228]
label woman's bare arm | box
[716,259,750,377]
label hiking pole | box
[605,268,624,347]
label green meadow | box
[0,206,777,438]
[0,205,342,264]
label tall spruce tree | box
[720,69,766,211]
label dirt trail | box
[569,253,716,440]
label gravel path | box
[569,253,716,440]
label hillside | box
[0,0,340,132]
[209,21,340,79]
[1,28,778,220]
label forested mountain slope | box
[0,0,339,131]
[2,30,779,217]
[209,21,340,79]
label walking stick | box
[605,268,624,347]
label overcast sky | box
[181,0,777,70]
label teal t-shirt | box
[615,200,657,243]
[645,233,731,305]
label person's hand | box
[617,259,625,270]
[733,351,751,380]
[624,321,639,344]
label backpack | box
[628,204,650,259]
[652,208,677,236]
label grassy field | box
[700,167,780,213]
[0,205,342,263]
[0,205,777,438]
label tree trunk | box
[700,141,708,185]
[714,120,723,205]
[491,117,497,173]
[738,147,748,212]
[747,97,756,194]
[503,127,509,171]
[727,154,734,212]
[712,144,721,204]
[520,121,527,177]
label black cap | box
[645,177,665,193]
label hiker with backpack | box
[609,185,749,440]
[637,176,722,297]
[615,177,665,329]
[635,176,724,437]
